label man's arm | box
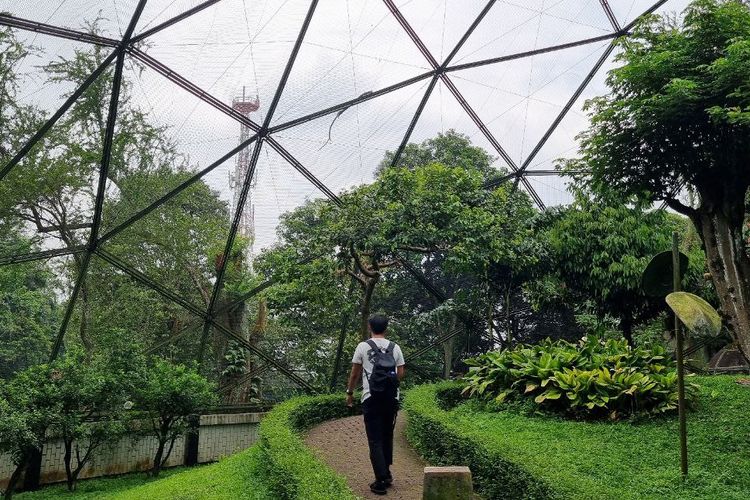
[397,365,405,381]
[345,363,362,407]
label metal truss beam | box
[599,1,622,32]
[623,0,670,31]
[381,0,545,209]
[266,137,343,205]
[198,138,264,361]
[447,33,621,72]
[219,362,271,395]
[390,77,439,167]
[49,252,91,360]
[98,133,258,244]
[97,249,206,316]
[0,246,87,267]
[199,0,320,367]
[270,71,434,134]
[211,320,315,391]
[482,0,673,191]
[0,14,118,47]
[131,0,223,43]
[124,50,342,211]
[390,1,496,167]
[517,41,617,177]
[95,248,315,392]
[0,48,117,182]
[49,0,148,361]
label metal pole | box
[672,231,688,477]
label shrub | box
[131,359,217,477]
[463,337,698,419]
[405,382,558,500]
[257,393,358,500]
[407,377,750,500]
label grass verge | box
[256,393,358,500]
[15,393,357,500]
[15,445,270,500]
[405,375,750,500]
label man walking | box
[346,313,405,495]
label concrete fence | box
[0,412,264,491]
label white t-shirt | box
[352,337,405,402]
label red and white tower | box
[229,88,260,259]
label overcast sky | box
[4,0,691,253]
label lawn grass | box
[15,445,270,500]
[406,375,750,500]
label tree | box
[262,162,535,342]
[377,129,499,182]
[0,229,57,378]
[536,197,686,343]
[132,359,216,476]
[569,0,750,357]
[51,346,137,491]
[0,24,196,353]
[0,397,35,500]
[0,365,60,500]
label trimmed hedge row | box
[257,393,359,500]
[406,377,750,500]
[405,382,559,500]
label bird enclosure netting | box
[0,0,690,403]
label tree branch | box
[346,269,367,286]
[350,245,378,278]
[665,197,697,219]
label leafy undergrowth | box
[406,376,750,500]
[463,337,696,419]
[16,445,271,500]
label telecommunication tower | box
[229,88,260,260]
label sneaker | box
[384,473,393,487]
[369,480,388,495]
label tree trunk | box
[442,319,456,379]
[694,208,750,361]
[152,438,166,477]
[63,439,74,491]
[3,462,25,500]
[621,311,634,346]
[359,276,378,341]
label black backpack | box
[365,340,400,397]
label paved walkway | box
[305,413,427,499]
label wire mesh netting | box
[0,0,692,401]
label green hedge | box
[405,382,558,500]
[405,377,750,500]
[257,393,359,500]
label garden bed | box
[405,376,750,500]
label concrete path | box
[305,413,427,499]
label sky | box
[3,0,692,253]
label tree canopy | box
[569,0,750,359]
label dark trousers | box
[362,394,398,481]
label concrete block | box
[423,466,473,500]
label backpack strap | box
[386,341,395,353]
[366,339,379,352]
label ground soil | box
[305,413,427,499]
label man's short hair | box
[368,313,389,334]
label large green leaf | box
[641,250,689,297]
[665,292,721,337]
